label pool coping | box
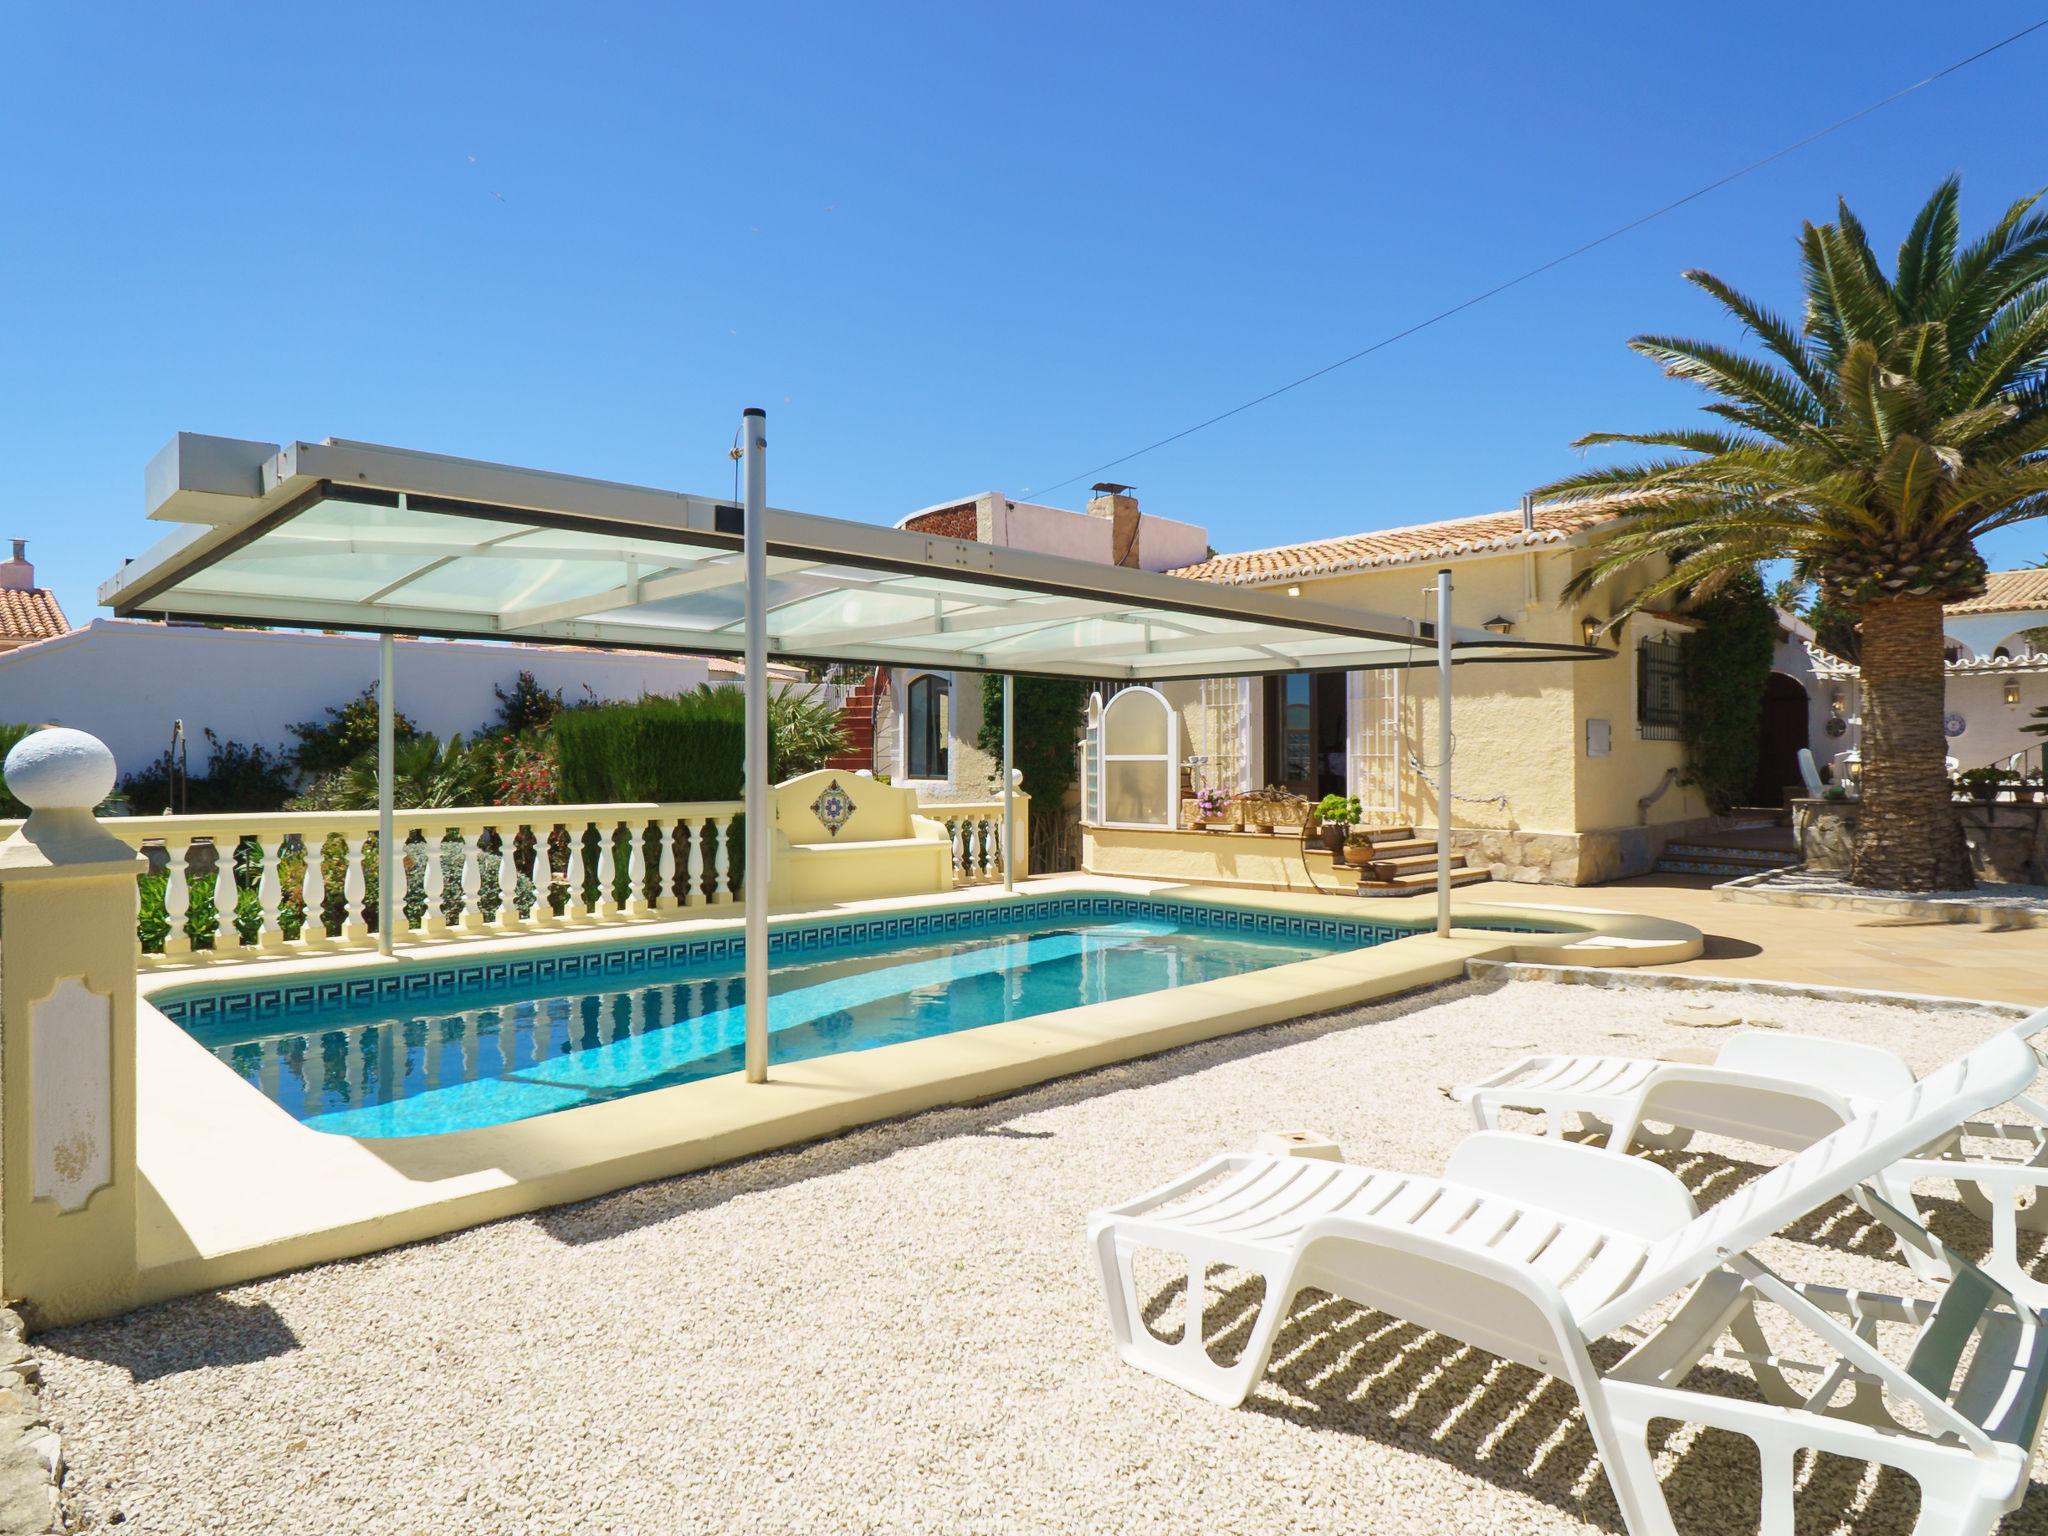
[125,876,1700,1314]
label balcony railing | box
[0,791,1026,968]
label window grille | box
[1637,635,1685,740]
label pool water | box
[181,910,1359,1137]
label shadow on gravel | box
[528,971,1514,1247]
[39,1294,298,1382]
[1183,1273,2048,1536]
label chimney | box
[0,539,30,593]
[1520,494,1535,535]
[1086,482,1142,568]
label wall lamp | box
[1481,615,1516,635]
[1580,615,1603,647]
[2006,677,2023,706]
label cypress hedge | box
[555,690,747,803]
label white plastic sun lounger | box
[1453,1008,2048,1303]
[1089,1033,2048,1536]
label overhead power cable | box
[1022,17,2048,499]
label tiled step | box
[1659,842,1797,868]
[1358,866,1489,895]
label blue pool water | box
[164,898,1409,1138]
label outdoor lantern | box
[1829,687,1846,717]
[1581,615,1602,646]
[1481,615,1515,635]
[2006,677,2022,706]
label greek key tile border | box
[157,896,1552,1028]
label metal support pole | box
[377,631,396,955]
[1001,673,1016,893]
[741,408,771,1084]
[1435,568,1453,938]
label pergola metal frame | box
[101,419,1610,1083]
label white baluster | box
[978,818,994,880]
[422,829,448,935]
[563,823,588,923]
[497,827,522,929]
[302,832,330,946]
[626,819,650,918]
[253,836,283,948]
[342,832,369,944]
[655,818,679,913]
[594,822,619,918]
[458,830,484,932]
[683,817,705,907]
[712,816,732,905]
[160,838,192,959]
[947,818,963,881]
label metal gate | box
[1347,669,1404,821]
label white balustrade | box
[422,830,448,935]
[684,816,705,907]
[161,838,192,958]
[0,792,1030,968]
[342,832,369,943]
[654,819,677,914]
[496,828,521,930]
[458,831,484,933]
[594,822,619,919]
[627,823,650,917]
[302,833,330,947]
[562,823,588,922]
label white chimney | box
[1520,494,1535,535]
[0,539,31,593]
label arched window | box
[1099,685,1177,828]
[906,673,950,779]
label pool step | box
[1359,866,1490,896]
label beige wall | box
[1163,548,1706,838]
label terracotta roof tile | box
[1946,569,2048,616]
[0,587,67,643]
[1169,505,1630,586]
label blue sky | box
[4,2,2046,624]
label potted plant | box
[1956,765,2011,804]
[1820,782,1851,803]
[2016,770,2045,806]
[1192,785,1229,830]
[1314,794,1360,855]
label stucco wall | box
[1805,665,2048,778]
[878,668,1001,802]
[0,619,775,782]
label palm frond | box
[1682,269,1828,395]
[1895,175,1962,317]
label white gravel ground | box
[36,977,2048,1535]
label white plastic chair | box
[1452,1009,2048,1303]
[1090,1033,2048,1536]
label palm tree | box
[1537,177,2048,890]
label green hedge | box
[555,690,747,803]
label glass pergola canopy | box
[101,436,1606,679]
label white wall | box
[986,499,1115,563]
[0,619,789,783]
[1136,513,1210,573]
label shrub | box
[556,690,746,803]
[122,729,296,814]
[289,685,418,776]
[1677,567,1777,814]
[766,686,848,780]
[555,685,842,803]
[490,671,563,736]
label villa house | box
[856,491,1734,886]
[0,540,68,653]
[1806,570,2048,785]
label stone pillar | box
[0,730,146,1326]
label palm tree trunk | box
[1848,594,1972,890]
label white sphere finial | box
[4,728,116,812]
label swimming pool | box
[156,896,1501,1138]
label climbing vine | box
[1678,566,1778,812]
